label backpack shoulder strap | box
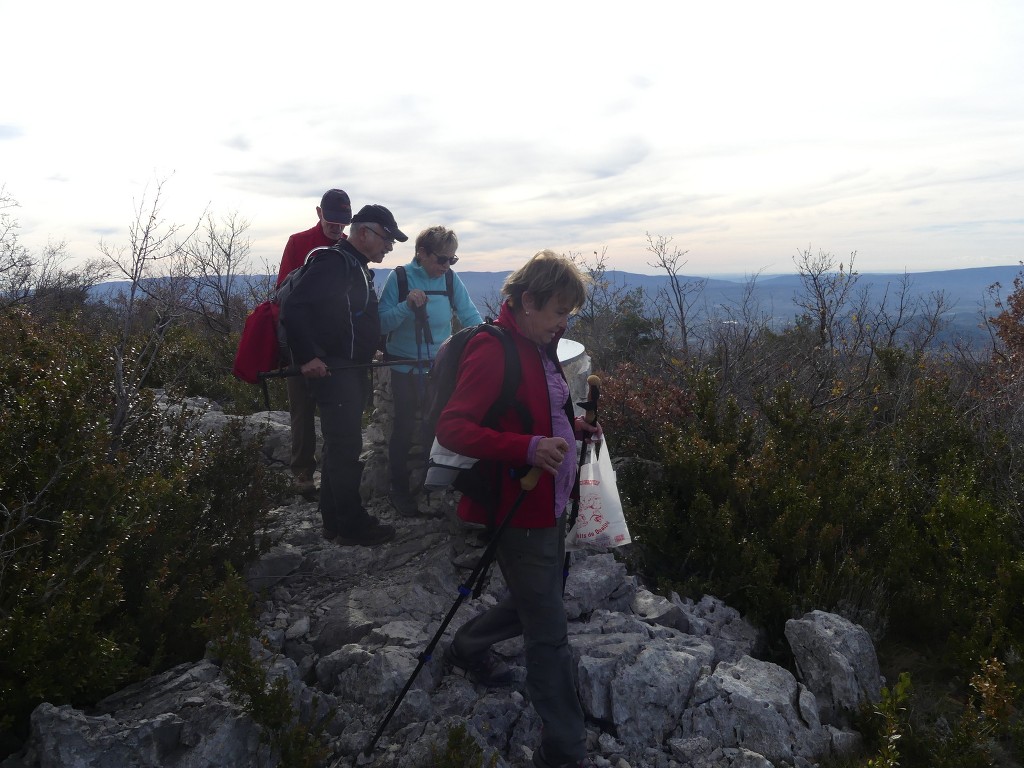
[478,324,527,430]
[445,270,456,312]
[395,265,409,303]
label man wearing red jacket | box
[277,189,351,498]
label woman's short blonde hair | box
[501,250,589,313]
[414,225,458,262]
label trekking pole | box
[255,359,429,410]
[358,466,543,763]
[413,303,434,346]
[564,375,601,586]
[256,357,427,381]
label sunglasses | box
[429,250,459,266]
[366,226,395,244]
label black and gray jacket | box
[281,240,378,365]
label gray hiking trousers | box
[452,514,587,764]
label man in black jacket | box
[282,204,408,546]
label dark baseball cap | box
[351,204,408,242]
[320,189,352,225]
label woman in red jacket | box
[435,250,598,768]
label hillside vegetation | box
[2,187,1023,765]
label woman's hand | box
[406,289,427,308]
[574,417,602,441]
[534,437,569,476]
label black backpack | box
[277,245,364,352]
[381,266,458,356]
[422,322,531,509]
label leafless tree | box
[777,249,955,414]
[571,249,624,346]
[866,275,950,356]
[182,211,252,334]
[97,178,201,443]
[567,248,668,372]
[0,187,34,306]
[1,187,111,313]
[247,252,279,307]
[793,247,859,351]
[480,286,504,321]
[28,242,110,318]
[700,270,774,401]
[646,233,706,360]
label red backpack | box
[231,246,343,385]
[231,300,284,384]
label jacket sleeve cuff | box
[526,435,542,465]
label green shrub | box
[149,324,288,414]
[0,308,279,752]
[611,361,1024,667]
[200,569,329,768]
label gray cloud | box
[224,134,251,151]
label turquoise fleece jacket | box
[378,260,483,373]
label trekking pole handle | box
[520,466,543,491]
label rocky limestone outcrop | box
[784,610,883,728]
[6,397,885,768]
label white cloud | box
[2,0,1022,276]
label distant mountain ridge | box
[91,264,1023,347]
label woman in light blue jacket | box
[378,225,482,513]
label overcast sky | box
[2,0,1022,277]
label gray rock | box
[681,655,828,764]
[672,593,765,663]
[15,406,883,768]
[244,542,303,591]
[25,663,264,768]
[785,609,883,726]
[564,552,638,619]
[631,588,690,633]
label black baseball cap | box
[320,189,352,225]
[351,204,408,242]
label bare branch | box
[646,233,706,359]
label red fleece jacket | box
[435,302,574,529]
[275,223,343,288]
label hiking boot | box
[335,518,396,547]
[388,489,420,516]
[443,643,513,687]
[294,475,317,500]
[532,746,594,768]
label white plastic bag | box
[567,441,632,550]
